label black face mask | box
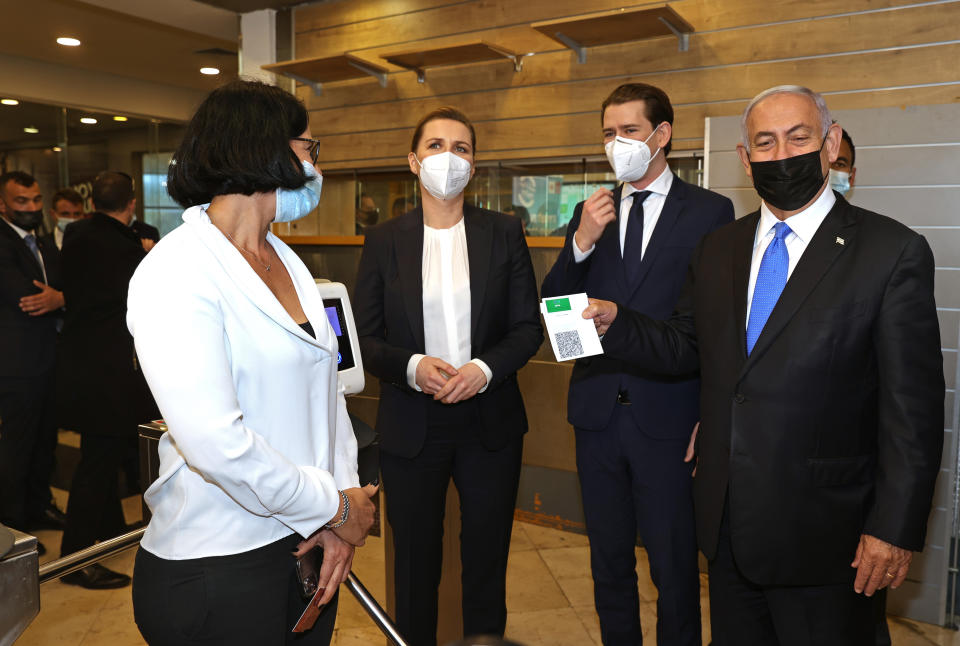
[9,209,43,231]
[748,137,828,211]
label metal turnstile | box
[0,526,39,646]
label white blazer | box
[127,205,359,560]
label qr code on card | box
[554,330,584,360]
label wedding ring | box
[885,572,895,578]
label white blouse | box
[127,205,359,559]
[405,218,492,391]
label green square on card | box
[546,298,572,313]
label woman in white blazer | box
[126,80,377,646]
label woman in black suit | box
[354,107,542,646]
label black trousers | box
[380,401,524,646]
[60,432,130,554]
[708,503,876,646]
[575,403,701,646]
[0,373,57,529]
[133,534,337,646]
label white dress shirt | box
[745,187,836,325]
[54,226,64,250]
[127,205,359,560]
[405,218,492,392]
[573,165,674,262]
[3,217,47,282]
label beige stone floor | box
[16,493,960,646]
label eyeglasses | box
[292,137,321,165]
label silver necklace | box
[224,230,271,272]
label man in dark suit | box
[585,85,943,644]
[0,171,66,545]
[542,83,734,646]
[42,187,86,253]
[129,218,159,252]
[58,171,158,588]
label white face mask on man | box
[604,124,664,183]
[415,152,472,200]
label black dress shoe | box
[27,505,68,531]
[61,564,131,589]
[36,541,46,557]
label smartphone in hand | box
[292,547,326,633]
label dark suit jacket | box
[57,213,158,436]
[541,176,734,439]
[130,220,160,242]
[601,194,944,586]
[0,220,62,378]
[354,206,543,458]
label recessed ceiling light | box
[200,67,220,75]
[53,146,62,152]
[24,126,39,134]
[57,37,81,47]
[1,99,18,106]
[113,115,128,122]
[80,117,97,124]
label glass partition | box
[0,97,184,237]
[273,153,703,241]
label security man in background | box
[829,128,857,199]
[58,171,159,588]
[0,171,66,550]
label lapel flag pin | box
[835,237,845,246]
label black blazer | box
[57,213,158,436]
[0,220,61,378]
[354,206,543,458]
[542,176,733,438]
[601,195,944,586]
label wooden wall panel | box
[296,0,464,32]
[313,82,960,169]
[293,0,960,168]
[300,2,959,111]
[307,3,960,134]
[294,0,924,59]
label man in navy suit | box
[0,171,65,545]
[542,84,733,645]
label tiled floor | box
[16,496,960,646]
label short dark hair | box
[601,83,674,156]
[840,128,856,168]
[52,187,83,208]
[92,171,135,213]
[410,107,476,153]
[0,170,37,197]
[167,80,310,208]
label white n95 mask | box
[416,152,472,200]
[275,160,323,223]
[604,124,664,183]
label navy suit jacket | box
[542,175,733,439]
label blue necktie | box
[23,233,43,272]
[623,190,650,284]
[746,221,792,355]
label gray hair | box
[740,85,832,151]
